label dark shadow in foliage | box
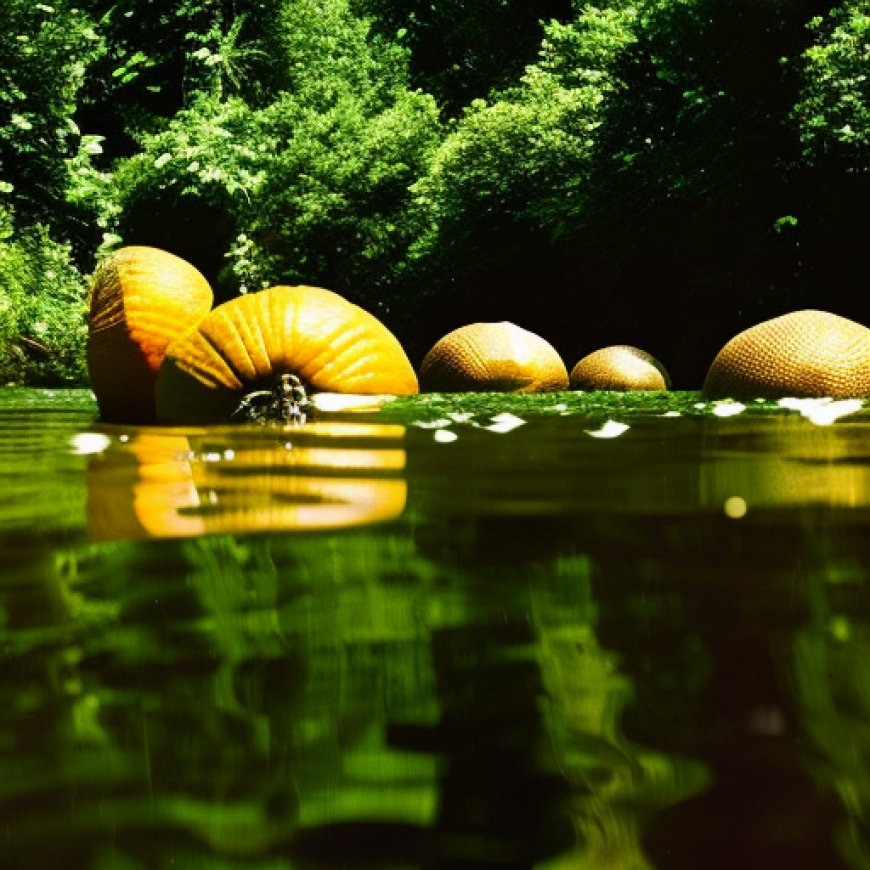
[118,189,237,303]
[355,0,574,115]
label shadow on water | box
[1,391,870,867]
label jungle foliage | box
[1,0,869,384]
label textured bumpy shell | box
[156,285,419,423]
[419,321,569,392]
[570,345,670,391]
[703,309,870,399]
[87,246,213,422]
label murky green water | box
[2,387,870,868]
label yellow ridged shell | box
[156,285,418,423]
[419,321,569,392]
[570,345,670,391]
[87,246,213,422]
[703,309,870,399]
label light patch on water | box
[434,429,458,443]
[778,397,863,426]
[661,410,682,418]
[586,420,629,439]
[778,397,831,413]
[694,402,707,410]
[829,615,850,643]
[712,401,747,418]
[486,413,526,434]
[807,400,863,426]
[70,432,111,455]
[724,496,747,519]
[223,449,235,461]
[549,403,568,412]
[310,393,393,413]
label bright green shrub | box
[0,209,88,385]
[793,2,870,162]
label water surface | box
[1,387,869,869]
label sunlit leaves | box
[0,0,104,226]
[407,6,635,274]
[105,0,441,311]
[0,207,88,385]
[793,1,870,161]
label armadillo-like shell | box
[87,246,213,423]
[419,321,569,392]
[156,285,419,423]
[703,309,870,399]
[570,345,670,391]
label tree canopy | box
[0,0,869,384]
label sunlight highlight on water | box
[586,419,630,438]
[69,432,111,455]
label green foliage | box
[107,0,442,322]
[353,0,574,113]
[110,94,265,223]
[0,1,104,231]
[268,0,411,111]
[0,208,88,385]
[247,86,440,304]
[793,1,870,162]
[0,0,869,387]
[408,6,638,277]
[77,0,289,142]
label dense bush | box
[0,1,104,239]
[106,0,442,333]
[353,0,574,114]
[793,1,870,162]
[2,0,870,385]
[0,209,88,385]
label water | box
[1,387,870,868]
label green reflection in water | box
[2,389,870,867]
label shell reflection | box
[87,423,407,540]
[700,415,870,511]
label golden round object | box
[87,246,213,423]
[156,284,419,423]
[570,345,670,391]
[419,321,569,392]
[703,309,870,399]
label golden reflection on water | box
[700,416,870,512]
[86,422,408,540]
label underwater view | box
[3,387,870,869]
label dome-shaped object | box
[87,246,213,422]
[156,285,418,423]
[703,309,870,399]
[419,321,568,392]
[570,345,670,391]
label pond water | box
[2,387,870,869]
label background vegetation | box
[1,0,869,385]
